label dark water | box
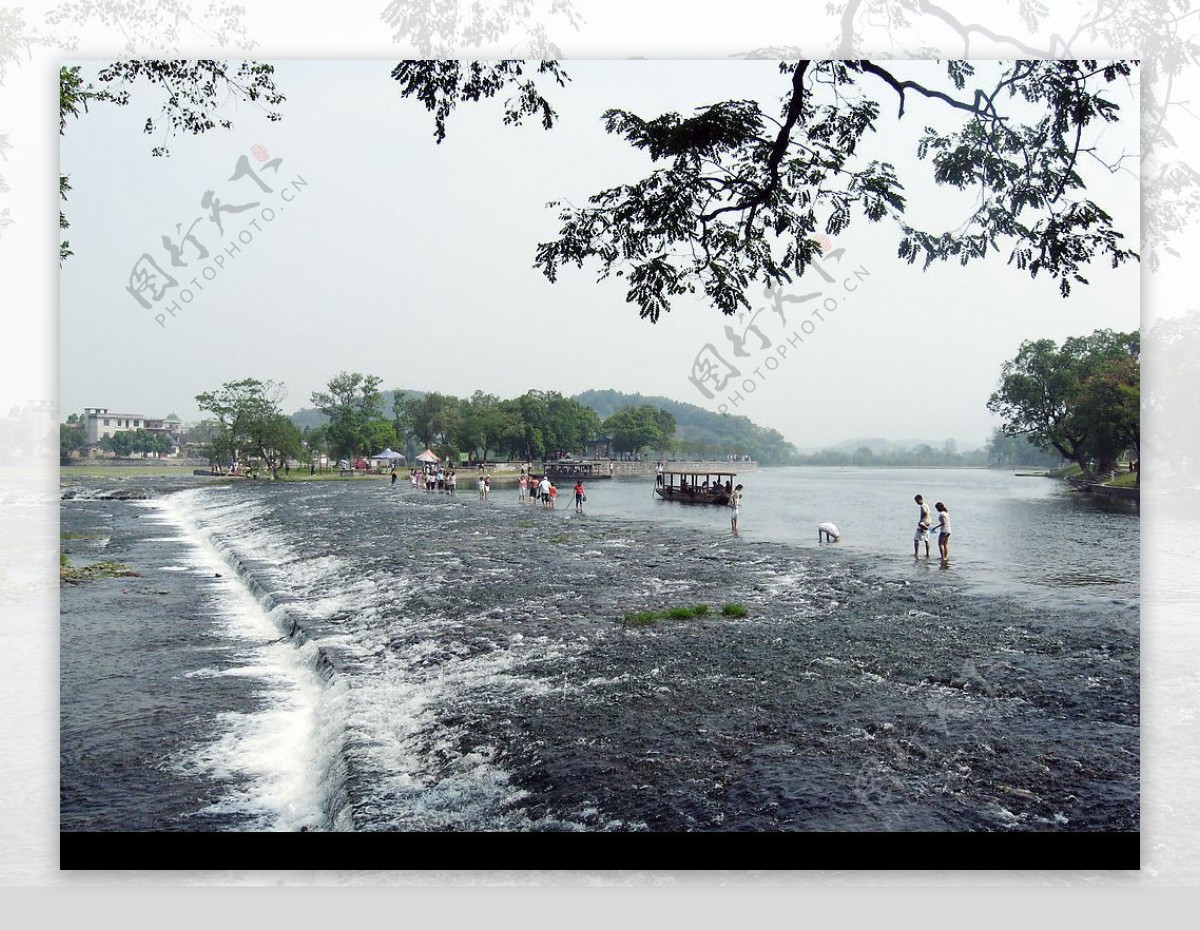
[59,469,1138,832]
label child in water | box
[933,501,951,560]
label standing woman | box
[933,501,951,561]
[574,480,585,513]
[729,483,744,535]
[518,474,527,503]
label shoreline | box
[59,459,763,483]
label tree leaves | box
[58,60,284,261]
[391,60,567,143]
[94,60,284,157]
[396,58,1140,321]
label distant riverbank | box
[61,458,762,482]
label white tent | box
[371,448,405,462]
[415,449,440,464]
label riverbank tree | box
[987,329,1140,482]
[310,372,396,460]
[603,405,677,458]
[59,420,88,465]
[402,391,461,453]
[196,378,304,478]
[394,388,599,462]
[98,429,173,459]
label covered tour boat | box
[542,461,613,480]
[654,470,736,505]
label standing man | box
[913,494,932,557]
[655,460,665,487]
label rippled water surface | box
[60,468,1138,833]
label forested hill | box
[290,387,798,464]
[575,389,798,465]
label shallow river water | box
[59,467,1138,835]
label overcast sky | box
[59,59,1140,449]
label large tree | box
[454,391,520,463]
[987,329,1139,482]
[542,392,602,458]
[310,372,388,461]
[394,59,1138,321]
[402,392,461,454]
[604,405,674,458]
[196,377,302,478]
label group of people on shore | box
[913,494,951,560]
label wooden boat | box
[654,470,735,505]
[542,460,613,480]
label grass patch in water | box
[60,554,140,584]
[60,531,101,540]
[721,603,748,618]
[547,533,570,543]
[621,603,713,626]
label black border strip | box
[61,831,1140,871]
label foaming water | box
[139,493,347,831]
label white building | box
[84,407,183,451]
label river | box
[59,466,1138,836]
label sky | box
[59,59,1141,450]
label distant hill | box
[292,387,798,464]
[828,438,954,454]
[574,389,799,465]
